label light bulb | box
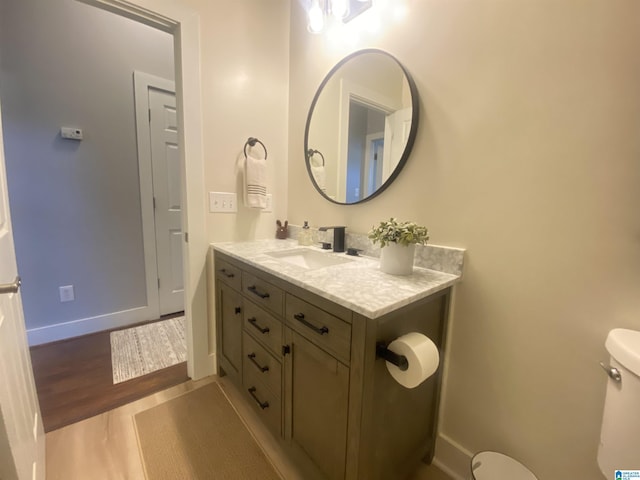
[308,0,324,33]
[330,0,349,19]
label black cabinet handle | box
[293,313,329,335]
[247,285,270,299]
[248,387,269,409]
[220,268,235,278]
[247,353,269,372]
[234,306,241,315]
[248,317,270,334]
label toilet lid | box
[471,451,538,480]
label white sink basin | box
[267,248,353,270]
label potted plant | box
[368,218,429,275]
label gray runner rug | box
[110,316,186,384]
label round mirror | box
[304,49,419,204]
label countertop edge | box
[212,240,461,319]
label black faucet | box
[318,226,346,253]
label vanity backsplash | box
[287,224,465,277]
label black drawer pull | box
[247,285,270,299]
[248,386,269,409]
[220,268,235,278]
[235,306,241,315]
[293,313,329,335]
[248,317,270,334]
[247,353,269,372]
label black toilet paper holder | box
[376,342,409,371]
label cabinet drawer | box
[215,257,242,291]
[243,332,282,396]
[243,300,283,358]
[242,272,284,316]
[285,294,352,365]
[243,367,282,437]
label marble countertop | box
[212,239,462,319]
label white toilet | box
[470,451,538,480]
[598,328,640,476]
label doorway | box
[77,0,211,380]
[0,0,210,383]
[1,0,183,338]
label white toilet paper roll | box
[385,332,440,389]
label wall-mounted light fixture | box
[307,0,373,34]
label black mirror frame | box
[304,48,420,205]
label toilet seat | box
[471,451,538,480]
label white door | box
[149,88,184,316]
[383,107,412,179]
[0,102,45,479]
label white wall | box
[0,0,174,339]
[288,0,640,477]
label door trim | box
[133,71,175,322]
[78,0,212,380]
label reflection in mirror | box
[305,49,418,204]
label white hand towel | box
[244,153,267,208]
[311,165,326,192]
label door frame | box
[79,0,211,380]
[133,71,175,321]
[337,78,396,201]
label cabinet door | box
[217,282,243,380]
[286,330,349,480]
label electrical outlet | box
[264,194,273,212]
[59,285,75,302]
[209,192,237,213]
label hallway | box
[30,316,188,432]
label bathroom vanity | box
[212,239,462,480]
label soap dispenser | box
[298,221,313,246]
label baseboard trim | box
[433,433,474,480]
[27,305,154,346]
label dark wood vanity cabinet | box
[217,282,243,382]
[214,250,450,480]
[286,327,351,480]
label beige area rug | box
[134,382,282,480]
[110,316,186,384]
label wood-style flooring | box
[30,316,189,432]
[45,376,453,480]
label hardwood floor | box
[30,317,189,432]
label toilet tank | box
[597,328,640,477]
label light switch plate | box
[264,194,273,212]
[209,192,237,213]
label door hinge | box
[157,278,160,289]
[148,108,151,123]
[282,345,291,356]
[184,232,189,243]
[153,197,156,209]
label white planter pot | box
[379,243,415,275]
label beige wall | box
[288,1,640,477]
[183,0,290,243]
[173,0,290,359]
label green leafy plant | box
[368,218,429,248]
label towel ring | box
[307,149,325,166]
[244,137,268,160]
